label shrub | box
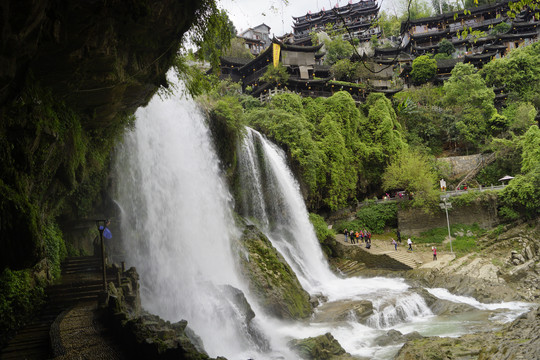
[335,201,397,234]
[309,213,335,244]
[410,55,437,85]
[0,269,45,347]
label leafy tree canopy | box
[382,148,439,208]
[442,63,496,149]
[410,55,437,85]
[481,42,540,102]
[438,38,455,56]
[222,38,255,60]
[324,37,354,65]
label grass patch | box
[412,223,486,255]
[449,237,478,253]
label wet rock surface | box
[311,300,374,324]
[288,332,357,360]
[236,224,313,320]
[395,306,540,360]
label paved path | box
[336,234,453,269]
[1,256,125,360]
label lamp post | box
[439,196,453,253]
[95,219,109,291]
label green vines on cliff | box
[450,190,498,208]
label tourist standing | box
[350,231,355,244]
[407,238,413,251]
[391,238,397,251]
[432,246,437,261]
[344,228,348,242]
[396,229,401,243]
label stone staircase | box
[375,249,423,269]
[335,235,424,270]
[0,256,108,360]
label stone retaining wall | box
[398,201,498,237]
[437,153,492,178]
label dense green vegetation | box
[334,202,398,234]
[0,269,45,346]
[195,37,540,226]
[243,91,409,211]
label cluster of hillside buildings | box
[220,0,539,101]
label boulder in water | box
[311,300,373,324]
[288,332,356,360]
[236,224,313,319]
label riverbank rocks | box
[373,329,423,347]
[288,332,356,360]
[413,287,478,315]
[395,306,540,360]
[311,300,373,323]
[105,267,225,360]
[237,224,312,319]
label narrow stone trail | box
[0,256,125,360]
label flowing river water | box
[113,76,532,359]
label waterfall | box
[237,128,433,328]
[238,128,334,291]
[113,80,265,358]
[112,76,530,360]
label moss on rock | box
[288,332,356,360]
[237,224,312,319]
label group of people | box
[343,228,438,261]
[343,229,372,249]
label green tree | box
[193,9,235,70]
[521,125,540,173]
[481,42,540,102]
[222,37,255,59]
[490,22,511,35]
[331,59,358,81]
[410,55,437,85]
[397,0,434,19]
[260,63,290,85]
[324,37,354,65]
[499,126,540,220]
[442,63,496,150]
[503,102,538,135]
[382,149,439,208]
[438,38,455,56]
[378,11,401,37]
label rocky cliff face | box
[0,0,208,270]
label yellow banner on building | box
[272,43,281,67]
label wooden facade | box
[292,0,381,45]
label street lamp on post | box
[439,196,453,253]
[95,219,110,291]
